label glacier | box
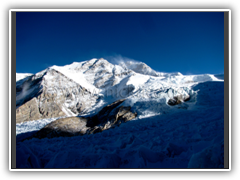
[15,58,224,169]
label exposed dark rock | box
[89,127,103,134]
[167,95,190,106]
[184,95,191,102]
[86,99,137,134]
[31,117,89,139]
[168,97,181,106]
[87,99,125,127]
[118,110,137,123]
[16,98,43,124]
[25,99,137,140]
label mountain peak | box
[118,60,159,76]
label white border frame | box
[9,9,231,171]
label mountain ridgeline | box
[16,58,223,134]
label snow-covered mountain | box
[16,58,223,123]
[15,58,225,169]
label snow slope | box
[50,58,132,94]
[15,58,225,169]
[16,73,33,82]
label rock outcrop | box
[25,99,137,139]
[167,94,190,106]
[32,117,88,139]
[87,99,137,134]
[16,98,43,124]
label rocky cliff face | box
[87,99,137,134]
[32,117,89,139]
[16,68,98,123]
[25,99,137,139]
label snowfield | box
[16,58,225,169]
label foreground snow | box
[16,80,224,168]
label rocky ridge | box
[27,99,137,139]
[16,68,98,123]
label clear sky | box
[16,11,224,75]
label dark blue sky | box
[16,12,224,75]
